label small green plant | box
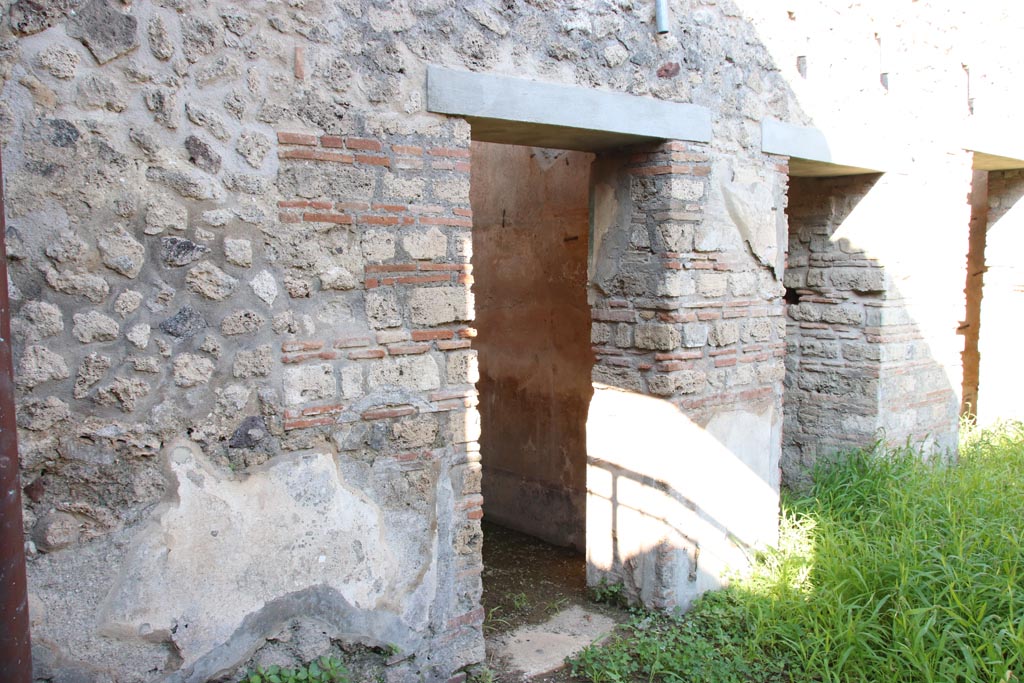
[589,578,626,607]
[482,605,510,633]
[545,596,568,614]
[240,656,349,683]
[466,665,496,683]
[509,591,529,611]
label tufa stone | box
[73,353,111,398]
[67,0,139,65]
[97,229,145,278]
[186,262,237,300]
[72,311,120,343]
[184,135,222,174]
[17,346,70,389]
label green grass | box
[569,422,1024,682]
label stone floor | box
[480,522,629,681]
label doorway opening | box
[469,141,596,635]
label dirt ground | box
[479,521,631,682]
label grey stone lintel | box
[761,117,886,177]
[426,65,712,153]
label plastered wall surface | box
[977,170,1024,426]
[470,142,593,552]
[0,0,1018,680]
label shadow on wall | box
[783,171,966,489]
[585,384,781,612]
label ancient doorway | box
[469,142,595,632]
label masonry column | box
[586,142,787,611]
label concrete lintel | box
[761,118,886,177]
[427,66,712,152]
[965,117,1024,170]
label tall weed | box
[570,422,1024,682]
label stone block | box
[409,287,473,326]
[367,355,441,391]
[634,323,681,351]
[366,288,402,329]
[708,320,739,346]
[696,272,728,297]
[283,364,336,405]
[446,351,479,385]
[682,322,708,347]
[647,369,706,396]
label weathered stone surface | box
[402,227,447,260]
[76,72,127,112]
[250,270,278,306]
[185,102,230,142]
[682,322,708,348]
[365,287,401,329]
[97,229,145,278]
[9,0,76,36]
[73,352,110,398]
[320,266,357,291]
[186,262,237,300]
[95,377,150,412]
[146,198,187,234]
[173,353,215,387]
[283,364,335,405]
[146,167,222,200]
[232,345,272,378]
[126,324,150,350]
[66,0,139,65]
[146,15,174,61]
[360,230,396,262]
[181,16,220,63]
[708,320,739,347]
[634,324,680,351]
[223,238,252,267]
[367,356,440,391]
[37,43,79,79]
[17,345,70,389]
[17,300,63,340]
[184,135,222,174]
[114,290,143,318]
[408,287,473,326]
[129,355,160,373]
[160,236,210,267]
[220,310,265,336]
[198,335,222,359]
[647,369,706,396]
[235,131,270,168]
[72,311,119,343]
[32,511,80,553]
[446,351,479,385]
[159,305,207,339]
[45,231,88,265]
[17,396,70,431]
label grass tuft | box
[569,422,1024,682]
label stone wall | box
[585,141,787,610]
[0,0,1016,680]
[785,164,969,487]
[470,142,593,552]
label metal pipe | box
[655,0,671,34]
[0,153,32,682]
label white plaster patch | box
[99,441,394,670]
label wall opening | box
[469,141,595,619]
